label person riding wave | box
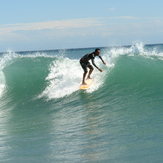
[80,48,106,85]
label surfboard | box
[79,78,93,89]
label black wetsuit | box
[80,52,104,72]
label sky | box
[0,0,163,52]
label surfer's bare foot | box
[87,76,92,79]
[82,82,87,85]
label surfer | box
[80,48,106,85]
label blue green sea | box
[0,42,163,163]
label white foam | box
[102,42,163,62]
[38,57,81,99]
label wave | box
[0,42,163,163]
[1,42,163,101]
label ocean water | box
[0,42,163,163]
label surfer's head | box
[95,48,100,56]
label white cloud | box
[0,16,140,37]
[0,18,102,35]
[1,16,163,51]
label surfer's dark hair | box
[95,48,100,52]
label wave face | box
[0,43,163,162]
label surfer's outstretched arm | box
[91,59,98,69]
[91,59,103,72]
[99,56,106,65]
[91,59,101,72]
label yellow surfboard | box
[79,78,94,89]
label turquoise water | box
[0,43,163,162]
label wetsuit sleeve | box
[99,56,104,63]
[91,58,99,69]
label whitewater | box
[0,43,163,163]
